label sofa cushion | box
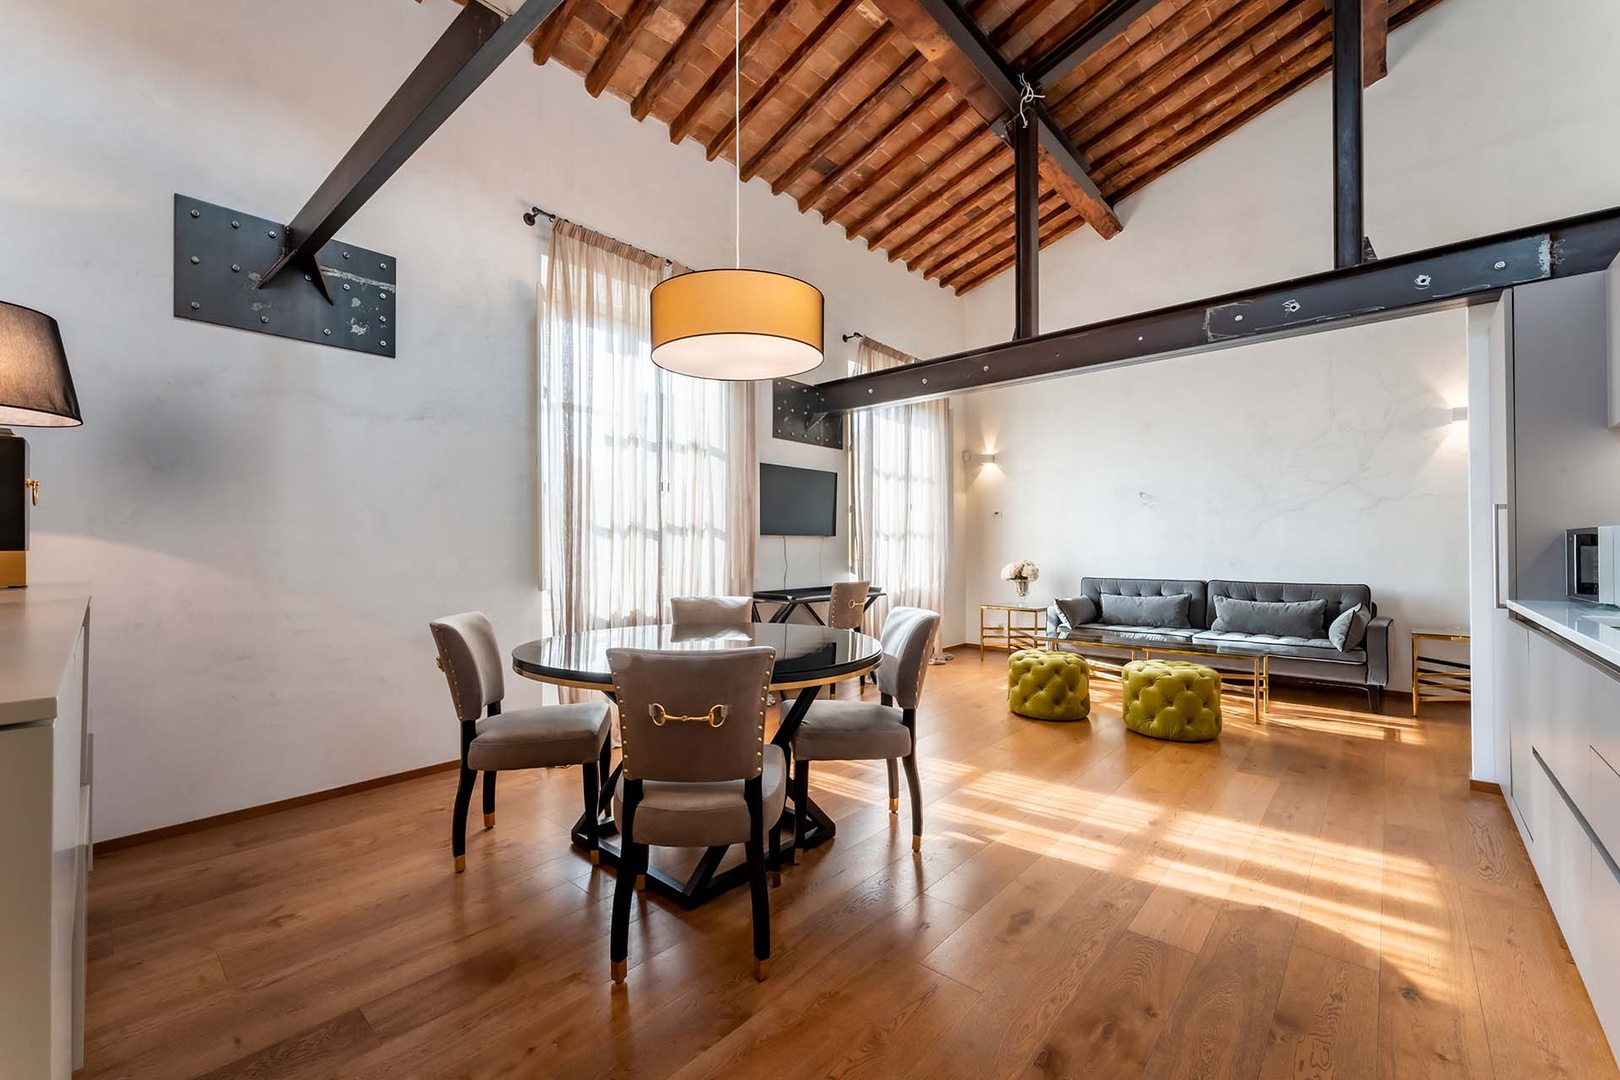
[1100,592,1192,629]
[1207,580,1372,628]
[1192,630,1365,664]
[1329,603,1372,651]
[1055,596,1099,628]
[1083,578,1209,628]
[1211,596,1326,639]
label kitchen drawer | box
[1590,746,1620,867]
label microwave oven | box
[1567,527,1620,605]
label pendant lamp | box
[650,0,823,381]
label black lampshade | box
[0,301,80,428]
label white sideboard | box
[0,589,91,1080]
[1499,600,1620,1047]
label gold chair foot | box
[789,850,800,866]
[588,849,601,865]
[889,797,899,813]
[770,871,782,888]
[634,874,646,891]
[911,835,921,853]
[483,812,496,828]
[454,854,466,873]
[611,960,626,984]
[754,959,770,982]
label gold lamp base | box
[0,551,24,589]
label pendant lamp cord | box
[734,0,741,269]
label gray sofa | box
[1044,577,1391,711]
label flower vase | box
[1014,578,1030,600]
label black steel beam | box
[1027,0,1160,85]
[1333,0,1365,268]
[808,205,1620,412]
[912,0,1113,213]
[1014,115,1040,339]
[261,0,562,285]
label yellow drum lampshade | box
[651,268,823,381]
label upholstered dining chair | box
[605,646,783,984]
[429,612,613,873]
[791,606,940,854]
[827,580,869,696]
[670,595,755,627]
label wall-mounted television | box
[760,463,838,537]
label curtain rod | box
[523,204,675,266]
[841,331,864,342]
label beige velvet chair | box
[669,595,755,627]
[606,646,782,984]
[791,606,940,854]
[429,612,613,873]
[827,580,869,697]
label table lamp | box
[0,302,81,587]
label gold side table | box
[1411,629,1470,716]
[979,603,1045,659]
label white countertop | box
[0,586,90,729]
[1508,598,1620,671]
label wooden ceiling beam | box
[907,173,1016,270]
[1047,0,1228,116]
[1364,0,1388,85]
[772,55,927,195]
[941,197,1069,288]
[863,136,1000,247]
[742,24,899,181]
[797,82,954,211]
[630,0,731,121]
[705,0,864,162]
[822,101,974,225]
[530,0,582,64]
[1026,0,1160,85]
[1081,0,1319,159]
[584,0,660,97]
[668,0,797,145]
[952,207,1084,292]
[922,187,1057,279]
[867,0,1121,238]
[868,138,1003,250]
[894,163,1011,262]
[1098,36,1331,191]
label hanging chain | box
[734,0,742,268]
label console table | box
[979,603,1045,658]
[1412,628,1471,716]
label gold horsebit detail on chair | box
[649,703,729,728]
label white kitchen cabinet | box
[1500,618,1535,840]
[0,591,91,1080]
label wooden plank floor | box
[83,656,1619,1079]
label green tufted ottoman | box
[1121,659,1222,742]
[1007,649,1091,722]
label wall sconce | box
[963,450,997,466]
[1451,406,1469,423]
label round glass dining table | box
[509,622,883,907]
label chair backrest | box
[827,581,869,630]
[429,611,505,721]
[669,595,754,628]
[875,606,940,710]
[607,647,775,784]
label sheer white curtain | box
[848,337,950,654]
[538,220,756,643]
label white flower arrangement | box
[1000,560,1039,583]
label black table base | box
[567,682,841,910]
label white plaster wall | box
[955,0,1620,693]
[957,312,1470,691]
[0,0,965,839]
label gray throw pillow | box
[1055,596,1099,628]
[1098,592,1192,629]
[1328,603,1372,651]
[1211,596,1327,639]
